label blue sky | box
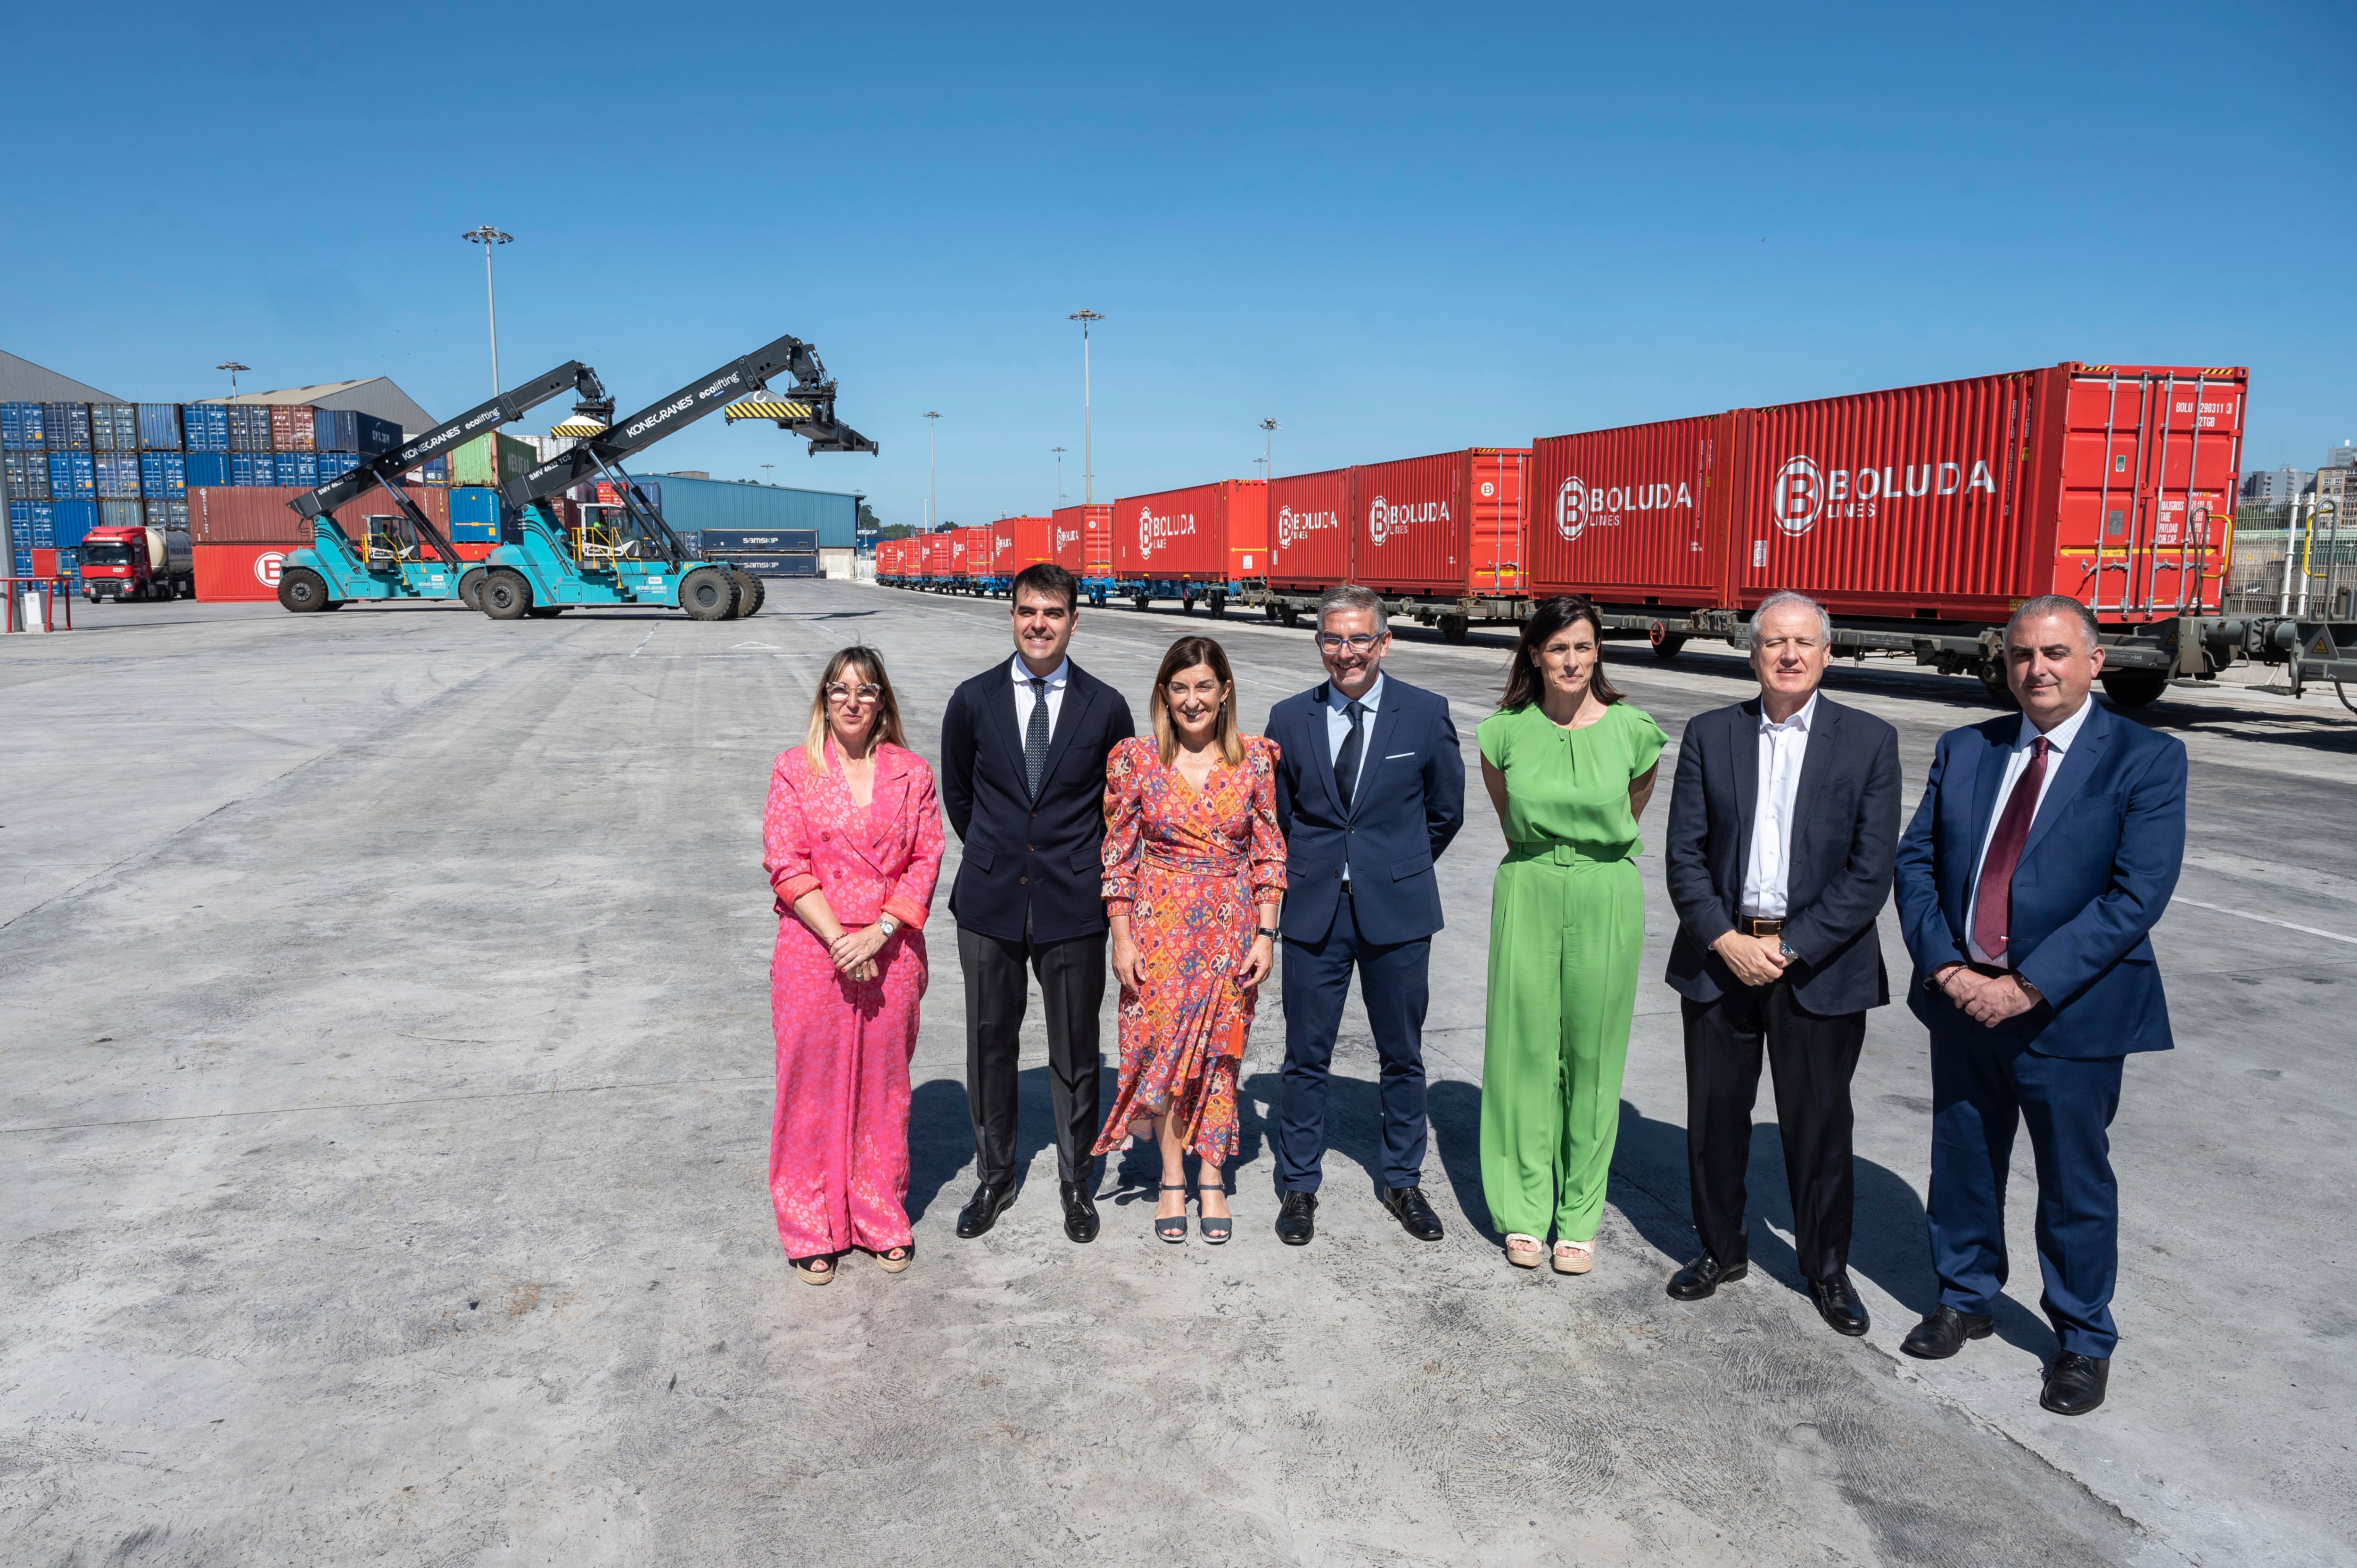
[4,2,2349,526]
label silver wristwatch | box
[877,915,899,938]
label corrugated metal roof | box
[0,348,125,403]
[206,377,437,436]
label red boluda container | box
[959,526,992,577]
[1269,468,1351,589]
[1351,448,1531,600]
[1051,504,1111,574]
[193,542,298,601]
[1114,479,1265,583]
[1528,416,1728,611]
[984,517,1053,577]
[923,533,954,579]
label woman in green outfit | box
[1477,596,1666,1274]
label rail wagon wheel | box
[1651,634,1686,660]
[1978,662,2019,709]
[1207,589,1227,618]
[1440,614,1471,645]
[458,569,486,612]
[278,567,331,614]
[481,570,533,620]
[680,566,737,621]
[1133,594,1151,611]
[2100,669,2170,709]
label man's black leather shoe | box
[1381,1185,1444,1241]
[956,1182,1015,1239]
[1900,1304,1994,1359]
[1666,1252,1747,1301]
[1275,1190,1317,1246]
[1808,1271,1871,1337]
[2040,1352,2110,1416]
[1058,1180,1099,1244]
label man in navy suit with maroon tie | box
[1894,594,2187,1416]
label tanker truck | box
[80,524,194,602]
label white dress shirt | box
[1965,696,2094,966]
[1011,653,1071,741]
[1740,692,1818,920]
[1326,672,1385,880]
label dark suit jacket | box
[940,658,1136,944]
[1664,694,1902,1015]
[1266,677,1465,946]
[1893,699,2186,1058]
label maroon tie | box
[1972,736,2050,960]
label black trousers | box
[958,924,1107,1186]
[1681,981,1866,1281]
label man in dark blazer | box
[1894,594,2186,1417]
[940,563,1135,1244]
[1662,591,1902,1336]
[1265,584,1466,1246]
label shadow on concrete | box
[907,1076,975,1221]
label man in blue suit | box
[1894,594,2186,1416]
[1265,584,1466,1246]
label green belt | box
[1504,839,1632,867]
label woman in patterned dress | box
[763,647,945,1285]
[1096,636,1287,1244]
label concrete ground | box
[2,584,2351,1568]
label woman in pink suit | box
[763,647,945,1285]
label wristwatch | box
[1255,926,1280,941]
[1778,937,1797,962]
[877,915,899,938]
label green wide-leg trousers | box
[1479,849,1644,1242]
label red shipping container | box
[1350,449,1530,598]
[188,485,452,545]
[1051,505,1113,573]
[923,534,955,579]
[268,405,318,453]
[1269,468,1352,588]
[194,543,299,602]
[985,517,1053,576]
[1529,417,1727,610]
[960,525,993,576]
[1114,479,1264,583]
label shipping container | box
[9,500,56,547]
[1049,504,1113,575]
[184,453,231,488]
[194,542,299,602]
[316,452,361,482]
[1529,362,2246,628]
[187,483,450,545]
[90,403,140,451]
[714,554,820,578]
[94,452,143,499]
[227,404,274,452]
[4,449,50,499]
[272,453,321,488]
[228,454,272,486]
[145,499,190,530]
[449,540,495,562]
[182,403,231,452]
[48,451,95,498]
[268,404,317,452]
[1348,448,1531,600]
[42,403,92,450]
[1113,479,1264,583]
[981,516,1053,579]
[923,533,955,579]
[1267,468,1352,588]
[699,527,818,553]
[310,408,399,455]
[449,487,504,533]
[959,525,992,577]
[50,500,96,547]
[99,500,145,530]
[575,479,666,510]
[616,473,856,545]
[137,403,185,450]
[449,430,533,487]
[1,403,43,450]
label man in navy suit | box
[1662,591,1902,1337]
[1265,584,1466,1246]
[1894,594,2187,1416]
[940,563,1136,1245]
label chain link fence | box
[2227,510,2357,618]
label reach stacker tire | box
[2100,670,2171,709]
[278,567,333,614]
[458,569,486,612]
[526,606,566,618]
[725,567,765,617]
[680,567,737,622]
[482,570,533,621]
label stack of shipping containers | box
[974,516,1052,595]
[1050,504,1114,601]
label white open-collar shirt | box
[1740,691,1819,920]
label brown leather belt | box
[1736,917,1785,936]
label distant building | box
[2318,464,2356,521]
[204,378,437,438]
[2325,443,2357,470]
[0,347,125,404]
[2243,467,2314,504]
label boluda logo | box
[1769,454,1996,536]
[1366,496,1446,548]
[1056,526,1080,552]
[252,550,286,587]
[1557,475,1693,541]
[1136,505,1196,561]
[1275,503,1340,551]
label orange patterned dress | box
[1094,735,1287,1164]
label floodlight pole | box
[1069,310,1103,503]
[462,224,513,394]
[924,412,941,530]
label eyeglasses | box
[1316,634,1383,653]
[824,683,883,703]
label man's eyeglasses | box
[825,683,884,703]
[1316,634,1383,653]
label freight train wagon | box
[973,517,1051,597]
[1514,362,2246,706]
[1052,504,1114,605]
[1112,479,1265,614]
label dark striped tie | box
[1335,700,1365,814]
[1025,677,1050,799]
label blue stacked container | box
[273,453,319,487]
[230,454,273,486]
[182,404,230,452]
[49,451,96,498]
[448,486,503,542]
[185,453,232,487]
[4,450,49,498]
[91,404,139,451]
[227,405,272,452]
[98,500,143,530]
[1,403,43,449]
[9,500,56,547]
[140,452,187,498]
[137,404,185,450]
[95,453,144,499]
[42,404,92,450]
[54,547,80,590]
[51,501,96,545]
[317,452,362,481]
[145,499,189,529]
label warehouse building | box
[214,379,437,437]
[0,349,124,405]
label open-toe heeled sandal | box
[1196,1183,1232,1244]
[1552,1238,1595,1275]
[792,1254,835,1286]
[1155,1183,1190,1243]
[1504,1234,1544,1269]
[876,1244,913,1274]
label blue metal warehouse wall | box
[651,475,857,546]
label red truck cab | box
[82,526,195,602]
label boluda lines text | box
[1365,496,1448,549]
[1275,504,1341,551]
[1769,455,1997,536]
[1136,505,1197,561]
[1555,475,1691,542]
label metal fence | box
[2226,519,2357,618]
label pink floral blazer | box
[763,739,944,932]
